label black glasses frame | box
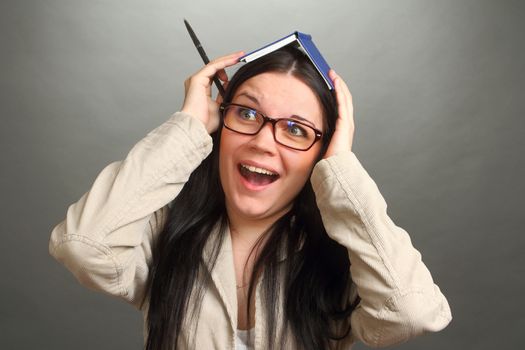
[219,103,323,151]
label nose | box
[248,122,277,154]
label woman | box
[50,46,451,349]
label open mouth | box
[238,163,280,186]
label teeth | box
[241,164,277,176]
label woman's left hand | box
[324,70,356,159]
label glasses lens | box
[275,120,316,150]
[223,105,262,134]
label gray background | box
[1,0,523,349]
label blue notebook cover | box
[240,31,334,90]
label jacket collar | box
[200,220,303,344]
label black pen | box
[184,19,226,97]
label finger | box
[328,69,338,86]
[331,70,353,106]
[330,70,348,115]
[210,50,245,64]
[217,68,228,82]
[330,70,354,121]
[198,51,244,80]
[338,76,353,108]
[187,51,242,94]
[206,83,212,98]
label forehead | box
[232,72,325,129]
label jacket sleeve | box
[311,150,452,347]
[49,112,213,309]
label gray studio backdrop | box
[1,0,523,349]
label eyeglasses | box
[219,103,323,151]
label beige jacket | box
[49,112,452,349]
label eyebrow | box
[236,92,260,105]
[234,92,318,128]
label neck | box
[228,215,273,250]
[226,205,291,251]
[227,208,284,291]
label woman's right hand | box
[181,51,244,134]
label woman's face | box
[219,72,324,226]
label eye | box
[285,121,308,138]
[237,107,258,121]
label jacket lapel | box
[202,224,238,333]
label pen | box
[184,19,226,97]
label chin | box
[227,195,292,222]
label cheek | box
[282,147,320,182]
[219,128,243,154]
[219,130,235,161]
[219,130,243,182]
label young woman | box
[50,46,451,349]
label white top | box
[236,328,255,350]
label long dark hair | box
[144,46,357,349]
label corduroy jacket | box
[49,112,452,349]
